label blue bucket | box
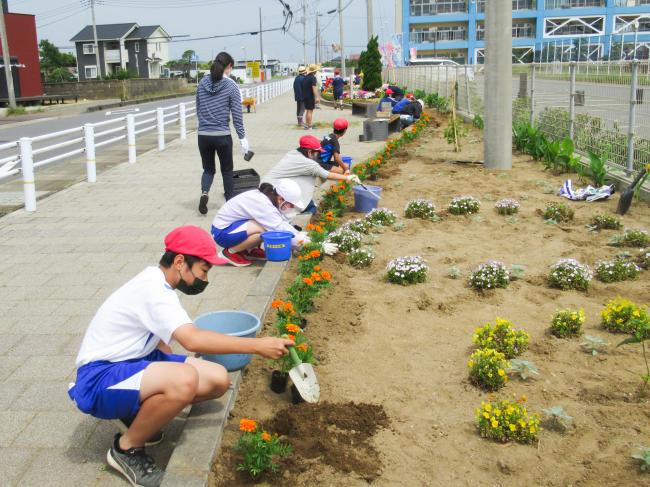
[261,231,293,261]
[195,310,261,371]
[353,185,382,213]
[342,155,353,170]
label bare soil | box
[210,113,650,487]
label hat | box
[274,179,306,210]
[406,93,414,99]
[385,88,394,95]
[299,134,326,152]
[307,63,318,73]
[333,118,349,130]
[298,65,306,73]
[164,225,226,266]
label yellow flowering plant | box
[550,308,585,338]
[475,396,541,444]
[468,348,510,391]
[601,297,649,334]
[472,318,530,358]
[233,418,292,478]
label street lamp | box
[633,20,640,61]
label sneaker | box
[243,247,266,261]
[115,417,164,447]
[198,193,209,215]
[107,434,165,487]
[218,248,252,267]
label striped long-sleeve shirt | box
[196,74,245,139]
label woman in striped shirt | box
[196,51,250,214]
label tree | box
[358,36,382,91]
[39,39,76,82]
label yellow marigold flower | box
[505,407,514,415]
[529,426,536,434]
[509,424,517,432]
[633,309,641,317]
[498,369,505,377]
[494,409,501,416]
[519,420,526,428]
[484,404,492,411]
[491,420,499,428]
[483,412,490,419]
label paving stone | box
[0,411,34,447]
[6,334,75,356]
[6,355,76,382]
[0,334,23,355]
[17,447,107,486]
[0,356,27,381]
[0,380,27,409]
[0,447,37,486]
[13,411,96,448]
[11,381,76,412]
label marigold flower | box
[286,334,296,341]
[338,195,344,202]
[315,225,323,232]
[509,424,517,432]
[296,343,309,352]
[331,185,339,193]
[261,431,271,442]
[321,271,331,280]
[310,250,321,258]
[239,418,257,433]
[271,300,283,309]
[303,277,314,286]
[312,274,322,282]
[314,265,321,271]
[298,255,303,261]
[283,302,294,313]
[285,323,301,333]
[491,420,499,428]
[326,215,334,221]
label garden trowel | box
[288,347,320,403]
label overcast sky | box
[8,0,396,63]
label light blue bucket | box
[353,184,382,213]
[194,311,261,371]
[342,155,353,170]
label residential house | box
[70,23,171,80]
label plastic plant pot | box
[270,371,289,394]
[290,384,305,404]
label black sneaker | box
[107,434,164,487]
[198,192,209,215]
[115,417,164,447]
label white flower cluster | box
[348,247,375,268]
[595,258,641,283]
[469,260,510,290]
[365,207,397,226]
[494,198,520,215]
[448,196,481,215]
[386,255,428,285]
[329,228,363,253]
[640,249,650,268]
[617,228,649,247]
[548,258,593,291]
[404,199,437,220]
[341,218,373,234]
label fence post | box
[179,103,187,140]
[126,114,136,163]
[530,63,536,127]
[627,60,640,175]
[465,65,471,114]
[18,137,36,212]
[568,61,576,140]
[156,107,165,151]
[83,123,97,183]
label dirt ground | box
[210,114,650,487]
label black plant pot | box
[270,371,289,394]
[369,174,378,181]
[290,384,305,404]
[300,317,308,330]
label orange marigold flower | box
[296,343,309,352]
[261,431,271,442]
[286,334,296,341]
[326,211,333,216]
[310,250,321,258]
[313,265,321,271]
[321,271,331,280]
[331,185,339,193]
[285,323,301,333]
[283,302,294,312]
[315,225,323,232]
[326,215,333,221]
[302,277,314,286]
[339,184,346,190]
[306,223,315,231]
[239,418,257,433]
[271,300,283,309]
[298,255,303,261]
[311,273,322,282]
[338,195,344,202]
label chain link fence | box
[384,61,650,173]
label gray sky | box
[9,0,396,63]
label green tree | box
[39,39,77,82]
[359,36,382,91]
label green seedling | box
[508,359,539,380]
[581,335,608,356]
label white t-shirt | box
[75,267,192,367]
[262,149,330,206]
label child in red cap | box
[320,118,350,173]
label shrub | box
[386,255,428,285]
[494,199,520,215]
[365,207,396,226]
[543,202,574,223]
[475,397,540,444]
[601,297,649,334]
[404,199,437,220]
[234,419,293,478]
[448,196,480,215]
[329,228,362,253]
[612,229,649,248]
[343,218,374,234]
[467,348,509,391]
[548,258,592,291]
[638,249,650,269]
[595,258,641,283]
[472,317,530,358]
[589,213,621,231]
[469,261,510,290]
[550,308,585,338]
[348,247,375,268]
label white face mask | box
[279,201,299,220]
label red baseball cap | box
[333,118,349,130]
[385,88,394,95]
[406,93,414,99]
[299,135,326,152]
[164,225,227,266]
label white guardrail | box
[0,78,293,212]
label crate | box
[232,168,260,197]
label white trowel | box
[288,347,320,403]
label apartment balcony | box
[476,0,535,13]
[476,23,536,41]
[614,0,650,6]
[409,29,467,45]
[409,0,467,17]
[544,0,605,8]
[104,49,121,63]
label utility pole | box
[338,0,345,77]
[90,0,101,79]
[366,0,373,40]
[484,0,512,169]
[0,0,16,108]
[315,14,319,64]
[302,0,307,65]
[259,7,264,70]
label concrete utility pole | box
[259,7,264,70]
[366,0,373,40]
[315,14,319,64]
[338,0,345,77]
[0,1,16,108]
[90,0,101,79]
[484,0,512,170]
[302,0,307,65]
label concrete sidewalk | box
[0,93,383,486]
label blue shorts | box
[211,221,249,249]
[68,349,187,420]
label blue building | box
[400,0,650,65]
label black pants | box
[296,101,305,118]
[198,134,234,200]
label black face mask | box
[177,266,209,295]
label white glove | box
[239,138,250,155]
[292,232,311,247]
[346,174,361,185]
[322,240,339,256]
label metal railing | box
[0,77,293,212]
[477,0,536,12]
[384,61,650,175]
